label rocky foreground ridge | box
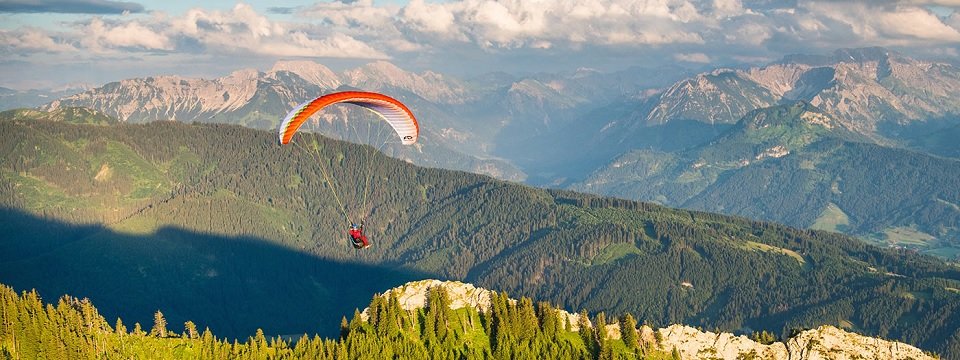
[370,280,935,360]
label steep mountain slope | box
[906,120,960,159]
[574,102,960,258]
[646,69,779,126]
[2,113,960,355]
[563,48,960,173]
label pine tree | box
[132,322,145,336]
[184,321,199,339]
[339,316,349,339]
[620,313,639,350]
[150,311,167,338]
[114,318,126,336]
[577,309,594,357]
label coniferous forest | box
[0,282,676,359]
[2,115,960,357]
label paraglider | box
[278,91,419,146]
[277,91,419,250]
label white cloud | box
[904,0,960,5]
[300,0,395,29]
[393,0,708,48]
[946,9,960,29]
[82,17,171,52]
[4,0,960,88]
[712,0,746,18]
[165,3,391,58]
[674,52,711,63]
[801,1,960,44]
[400,0,459,37]
[0,28,77,53]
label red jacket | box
[350,227,369,247]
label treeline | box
[0,283,677,359]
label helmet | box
[350,223,358,229]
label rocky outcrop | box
[658,324,934,360]
[364,280,587,330]
[371,280,936,360]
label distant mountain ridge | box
[0,85,88,111]
[40,60,680,182]
[574,101,960,257]
[565,47,960,177]
[643,47,960,137]
[35,47,960,166]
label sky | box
[1,0,959,89]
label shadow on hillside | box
[0,207,430,340]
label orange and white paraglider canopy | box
[278,91,419,145]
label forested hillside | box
[575,102,960,258]
[2,113,960,356]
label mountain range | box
[2,112,960,356]
[574,101,960,258]
[26,47,960,259]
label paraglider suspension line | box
[355,117,395,222]
[294,138,350,224]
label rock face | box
[42,60,469,124]
[369,280,935,360]
[368,279,495,313]
[658,324,935,360]
[644,47,960,138]
[365,280,587,330]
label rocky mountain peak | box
[777,47,900,67]
[342,61,468,103]
[269,60,341,88]
[344,60,407,83]
[643,47,960,139]
[833,47,896,64]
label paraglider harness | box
[349,222,369,249]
